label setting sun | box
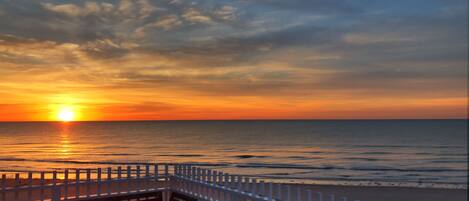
[57,108,75,122]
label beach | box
[293,184,467,201]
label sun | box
[57,108,75,122]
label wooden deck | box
[0,163,361,201]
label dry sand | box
[290,183,467,201]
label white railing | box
[0,163,360,201]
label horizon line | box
[0,118,467,123]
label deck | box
[1,163,360,201]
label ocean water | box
[0,120,467,189]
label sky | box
[0,0,467,121]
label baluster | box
[196,168,200,181]
[136,165,141,192]
[269,183,274,200]
[296,187,301,201]
[237,175,242,192]
[127,166,131,193]
[307,190,313,201]
[107,167,112,195]
[224,173,230,188]
[251,178,257,196]
[14,173,19,201]
[329,194,335,201]
[218,172,223,186]
[260,180,266,196]
[230,175,236,189]
[97,168,102,196]
[154,164,159,181]
[164,164,169,181]
[40,172,45,201]
[145,164,150,191]
[212,170,217,183]
[117,167,122,194]
[86,169,91,198]
[64,169,69,200]
[1,174,6,201]
[277,183,282,200]
[75,169,80,199]
[27,172,33,201]
[317,192,323,201]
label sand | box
[289,183,467,201]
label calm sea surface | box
[0,120,467,189]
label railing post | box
[164,164,169,181]
[218,172,223,186]
[146,164,150,178]
[196,168,201,181]
[212,170,217,183]
[225,174,230,187]
[14,173,19,201]
[127,166,131,193]
[259,180,265,196]
[191,167,196,180]
[296,187,301,201]
[185,164,190,178]
[136,165,141,192]
[318,192,323,201]
[329,194,335,201]
[251,178,257,195]
[237,175,242,192]
[154,164,159,181]
[75,169,80,199]
[207,169,212,183]
[107,167,112,195]
[40,172,45,201]
[86,169,91,198]
[97,168,102,196]
[277,183,282,200]
[64,169,69,200]
[27,172,33,201]
[117,166,122,194]
[1,174,6,201]
[342,196,348,201]
[145,164,150,192]
[307,190,313,201]
[51,186,61,201]
[286,185,291,201]
[269,183,274,200]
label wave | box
[235,163,467,173]
[345,144,465,149]
[155,154,205,157]
[233,155,269,159]
[342,157,384,161]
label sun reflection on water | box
[58,123,73,159]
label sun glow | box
[57,107,75,122]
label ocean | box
[0,120,467,189]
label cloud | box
[0,0,466,120]
[214,5,237,21]
[182,8,213,24]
